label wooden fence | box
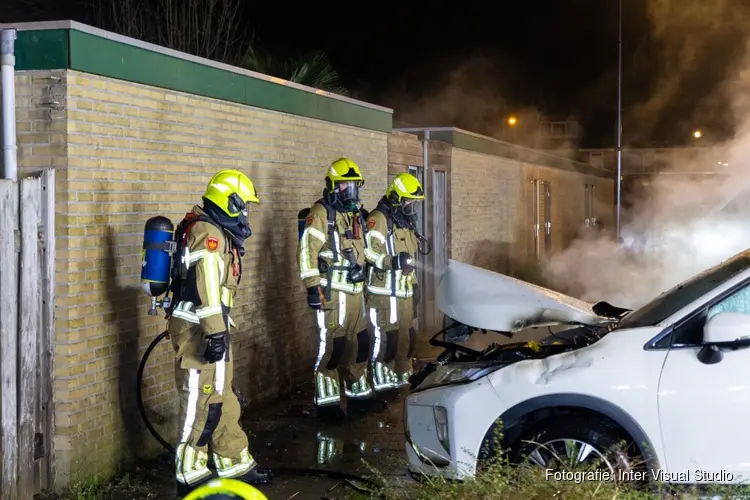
[0,169,55,499]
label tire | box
[507,415,643,479]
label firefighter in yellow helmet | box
[166,169,271,496]
[183,478,268,499]
[364,173,425,392]
[297,157,373,417]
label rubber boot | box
[233,466,273,485]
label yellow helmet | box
[324,158,364,211]
[183,478,268,500]
[325,157,364,192]
[203,169,260,217]
[385,173,424,203]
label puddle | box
[42,385,413,499]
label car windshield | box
[616,250,750,329]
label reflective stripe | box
[319,278,364,294]
[314,311,327,372]
[369,308,381,359]
[214,448,256,478]
[315,372,340,406]
[344,374,373,399]
[181,369,200,441]
[215,359,225,396]
[365,230,387,269]
[299,227,326,279]
[193,251,224,323]
[196,306,222,318]
[176,444,211,485]
[338,292,346,326]
[390,296,398,324]
[221,287,233,307]
[372,361,399,392]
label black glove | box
[413,283,421,306]
[204,333,227,363]
[307,286,323,310]
[392,252,415,273]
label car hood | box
[436,260,611,333]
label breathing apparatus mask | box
[227,192,252,240]
[327,179,362,212]
[202,195,252,253]
[400,198,420,226]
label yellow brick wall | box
[26,69,388,487]
[450,149,524,274]
[449,148,614,277]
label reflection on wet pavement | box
[44,384,414,500]
[243,386,410,499]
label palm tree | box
[242,47,350,96]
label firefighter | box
[167,169,271,496]
[364,173,424,392]
[297,157,373,415]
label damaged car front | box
[405,251,750,484]
[404,260,630,479]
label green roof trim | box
[7,22,392,133]
[15,29,69,70]
[401,128,613,179]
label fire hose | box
[136,331,381,493]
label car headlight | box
[415,363,501,392]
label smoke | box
[543,0,750,309]
[389,55,582,150]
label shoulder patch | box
[367,218,376,229]
[206,236,219,252]
[306,214,314,227]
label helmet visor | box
[402,198,421,217]
[337,181,360,208]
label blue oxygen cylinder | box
[297,208,310,240]
[140,216,175,297]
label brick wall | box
[387,131,423,177]
[448,148,613,278]
[450,149,523,274]
[14,68,388,487]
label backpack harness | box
[165,212,241,319]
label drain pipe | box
[1,29,18,181]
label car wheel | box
[508,416,641,477]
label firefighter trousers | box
[368,296,416,392]
[314,290,373,407]
[169,319,257,487]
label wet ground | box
[58,385,415,500]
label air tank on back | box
[297,208,310,240]
[140,216,175,297]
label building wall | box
[387,131,423,178]
[10,64,389,487]
[444,140,613,279]
[450,149,523,274]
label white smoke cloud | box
[542,0,750,309]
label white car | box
[405,253,750,485]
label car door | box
[656,283,750,481]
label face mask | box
[338,181,360,211]
[401,199,420,225]
[227,193,252,239]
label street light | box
[693,130,702,139]
[507,116,518,126]
[615,0,623,239]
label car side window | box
[707,284,750,319]
[669,283,750,347]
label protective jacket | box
[169,205,241,345]
[364,206,419,300]
[298,200,367,298]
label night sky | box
[4,0,750,148]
